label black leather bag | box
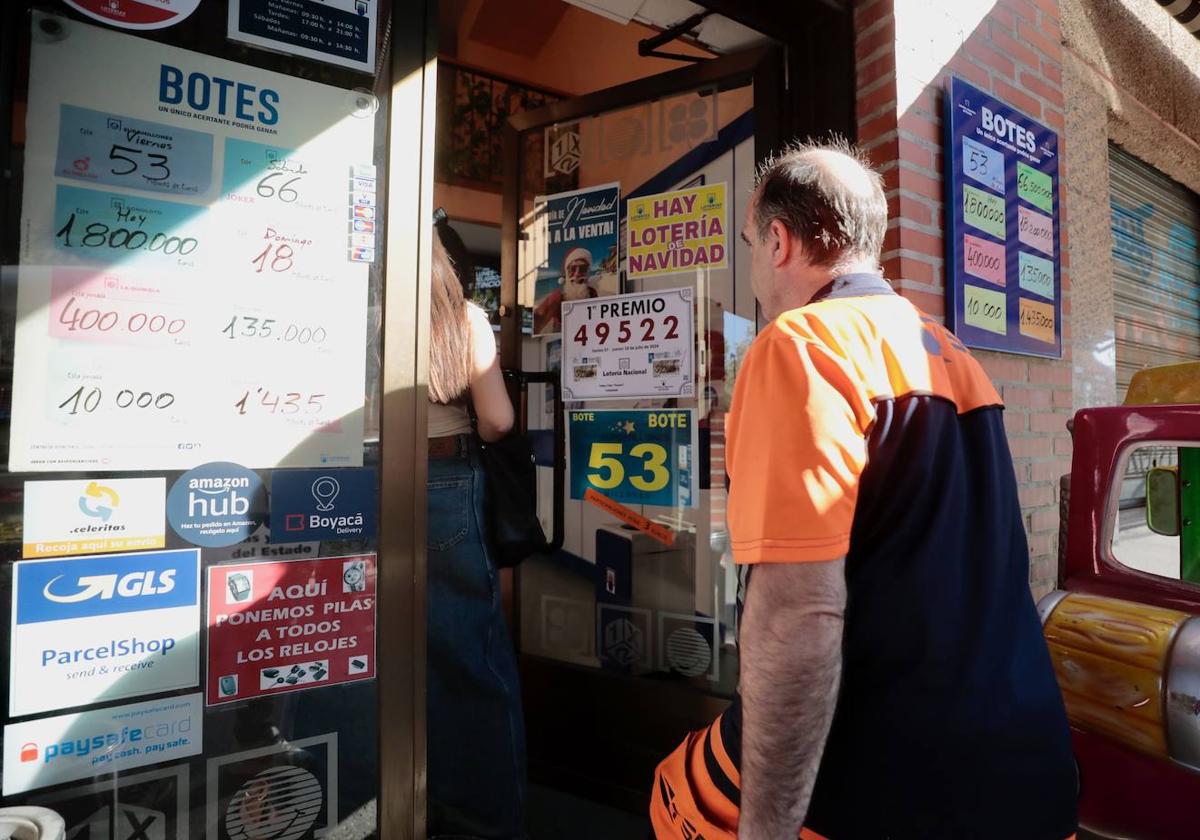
[477,432,547,568]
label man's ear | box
[769,218,792,268]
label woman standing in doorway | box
[426,223,527,838]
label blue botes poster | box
[270,467,377,542]
[945,77,1061,358]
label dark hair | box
[752,138,887,267]
[433,208,476,297]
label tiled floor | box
[528,784,650,840]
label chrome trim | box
[1165,617,1200,771]
[1036,589,1070,625]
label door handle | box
[503,369,565,554]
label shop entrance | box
[503,48,776,819]
[431,0,851,826]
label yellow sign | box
[1019,296,1055,344]
[627,183,727,278]
[964,284,1007,335]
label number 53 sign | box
[569,409,696,508]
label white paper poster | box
[3,693,203,796]
[23,477,166,558]
[10,13,374,471]
[561,288,696,400]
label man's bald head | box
[751,139,887,268]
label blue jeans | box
[427,437,528,839]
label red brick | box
[1043,107,1064,132]
[1038,12,1063,44]
[898,193,934,226]
[1054,436,1074,456]
[963,36,1017,81]
[989,5,1015,33]
[1004,384,1053,408]
[1010,436,1054,458]
[898,135,935,171]
[1020,70,1064,109]
[899,168,943,202]
[1017,18,1063,63]
[858,51,896,89]
[1032,459,1069,483]
[979,355,1029,382]
[855,0,894,32]
[866,137,899,171]
[897,111,940,145]
[859,110,897,147]
[1031,506,1062,533]
[993,79,1043,120]
[946,54,991,91]
[1027,531,1055,557]
[989,25,1041,72]
[857,81,898,119]
[1042,58,1062,85]
[1053,389,1073,410]
[896,225,944,258]
[1030,410,1071,434]
[1029,0,1061,21]
[1019,484,1055,509]
[899,254,938,284]
[1004,410,1028,436]
[856,17,896,62]
[1029,363,1071,388]
[900,289,944,318]
[882,255,903,279]
[1000,0,1039,26]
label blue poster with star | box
[568,409,696,508]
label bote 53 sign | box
[569,409,696,508]
[561,288,695,401]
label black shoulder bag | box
[476,430,547,568]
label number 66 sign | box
[569,409,697,508]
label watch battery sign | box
[206,554,376,705]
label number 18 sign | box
[569,409,696,508]
[561,288,695,401]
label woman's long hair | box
[428,230,472,404]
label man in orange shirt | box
[650,141,1076,839]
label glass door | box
[501,47,781,810]
[0,1,432,836]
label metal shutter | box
[1109,144,1200,399]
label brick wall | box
[855,0,1072,599]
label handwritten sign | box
[627,183,727,278]
[964,284,1007,335]
[561,287,695,400]
[1019,297,1056,343]
[1018,205,1054,256]
[55,104,213,196]
[963,233,1006,286]
[962,184,1006,239]
[945,77,1060,357]
[962,136,1004,193]
[1017,162,1053,214]
[1018,251,1055,300]
[11,15,374,470]
[569,409,696,508]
